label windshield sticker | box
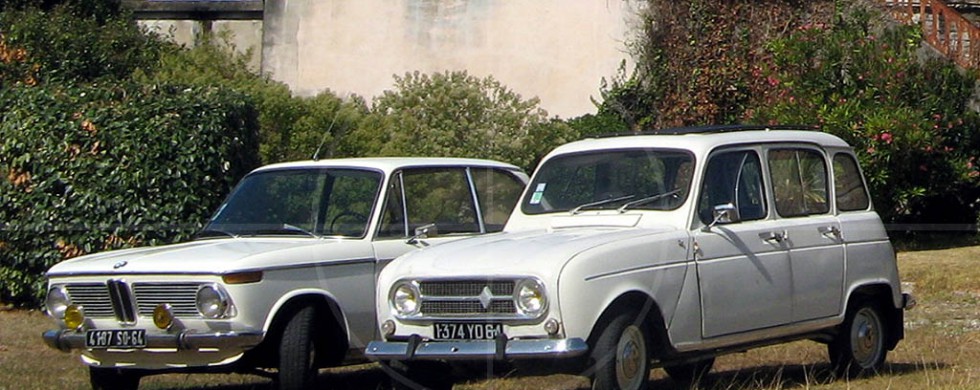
[530,183,546,205]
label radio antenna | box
[312,101,343,161]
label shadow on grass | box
[675,361,949,390]
[147,360,946,390]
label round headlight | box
[196,284,230,319]
[516,279,546,317]
[391,282,420,316]
[45,286,70,319]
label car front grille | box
[63,281,205,322]
[416,279,519,319]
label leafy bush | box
[0,83,260,305]
[135,34,368,163]
[0,2,164,86]
[751,3,980,225]
[344,70,577,172]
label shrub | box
[0,83,260,306]
[344,70,577,172]
[752,3,980,225]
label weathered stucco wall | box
[141,20,264,71]
[262,0,639,118]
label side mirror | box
[406,223,438,245]
[704,203,740,231]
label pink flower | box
[767,76,780,87]
[867,147,876,154]
[880,132,893,144]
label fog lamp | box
[153,304,175,330]
[64,305,85,330]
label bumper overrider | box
[365,334,588,361]
[42,329,264,352]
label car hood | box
[384,225,677,281]
[46,237,374,277]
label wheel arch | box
[843,283,904,350]
[246,290,351,368]
[586,291,675,360]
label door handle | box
[818,225,841,239]
[759,231,786,243]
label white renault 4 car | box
[41,157,527,390]
[367,126,914,390]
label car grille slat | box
[132,283,202,317]
[416,279,519,318]
[62,281,205,321]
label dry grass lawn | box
[2,245,979,389]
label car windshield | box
[521,149,694,215]
[201,168,383,238]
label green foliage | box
[135,34,368,163]
[751,3,980,225]
[0,83,260,305]
[345,70,577,172]
[0,2,164,86]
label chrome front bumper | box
[42,329,264,352]
[366,336,589,361]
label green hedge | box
[0,83,260,306]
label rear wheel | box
[278,305,318,390]
[589,311,651,390]
[664,357,714,385]
[828,299,888,378]
[89,367,140,390]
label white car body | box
[368,127,914,389]
[42,157,527,389]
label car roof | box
[549,127,851,158]
[251,157,523,174]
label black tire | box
[589,311,651,390]
[89,367,140,390]
[383,360,454,390]
[278,305,318,390]
[828,299,888,378]
[664,357,715,385]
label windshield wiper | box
[569,194,636,215]
[194,228,238,239]
[617,189,683,213]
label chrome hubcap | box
[851,308,882,367]
[616,325,646,389]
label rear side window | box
[833,153,870,211]
[768,148,829,217]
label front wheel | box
[828,300,888,378]
[589,311,651,390]
[278,305,318,390]
[89,367,140,390]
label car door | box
[694,148,794,338]
[766,147,845,322]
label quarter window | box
[768,149,829,217]
[833,153,870,211]
[471,168,524,232]
[698,150,767,224]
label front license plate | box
[85,329,147,349]
[433,322,503,340]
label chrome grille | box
[132,283,203,318]
[64,284,114,317]
[420,280,513,297]
[420,300,515,315]
[416,279,518,318]
[62,281,206,321]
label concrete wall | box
[141,20,264,71]
[262,0,640,118]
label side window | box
[698,150,767,224]
[378,174,407,238]
[768,148,829,217]
[471,168,524,232]
[833,153,870,211]
[379,168,480,237]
